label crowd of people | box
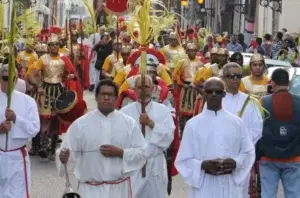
[0,10,299,198]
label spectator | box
[258,68,300,198]
[237,33,247,52]
[256,37,265,55]
[262,33,273,58]
[227,35,243,52]
[271,32,283,59]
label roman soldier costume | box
[28,32,84,159]
[160,32,186,73]
[172,42,204,134]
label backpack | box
[258,93,300,158]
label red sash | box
[0,146,29,198]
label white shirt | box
[175,108,255,198]
[56,109,147,198]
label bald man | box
[120,74,175,198]
[175,77,255,198]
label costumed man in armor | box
[194,47,229,83]
[28,33,83,160]
[27,43,48,156]
[197,28,208,50]
[16,39,38,79]
[172,42,204,136]
[117,59,180,196]
[26,42,48,96]
[112,45,133,86]
[70,29,90,90]
[240,54,269,96]
[118,48,173,95]
[110,45,132,80]
[101,39,122,79]
[160,32,186,73]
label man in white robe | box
[175,77,255,198]
[120,75,175,198]
[222,62,263,197]
[56,79,147,198]
[0,65,40,198]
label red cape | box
[59,56,84,134]
[81,45,90,90]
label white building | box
[231,0,300,36]
[256,0,300,36]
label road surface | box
[29,91,283,198]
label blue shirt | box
[226,43,243,52]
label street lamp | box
[260,0,269,7]
[268,0,282,13]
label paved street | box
[30,91,283,198]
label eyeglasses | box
[1,76,16,82]
[204,89,224,95]
[225,73,243,79]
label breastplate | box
[41,55,65,84]
[109,55,122,74]
[165,46,186,68]
[183,60,203,82]
[111,61,125,77]
[243,77,268,96]
[20,52,31,68]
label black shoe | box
[89,84,95,92]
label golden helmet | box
[218,48,229,56]
[210,47,219,54]
[121,46,132,54]
[169,32,177,39]
[48,34,60,44]
[186,42,198,50]
[250,53,265,64]
[35,43,43,51]
[205,51,211,58]
[198,28,207,38]
[24,38,36,48]
[3,46,9,54]
[215,34,223,43]
[60,30,67,39]
[71,30,79,36]
[40,43,48,52]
